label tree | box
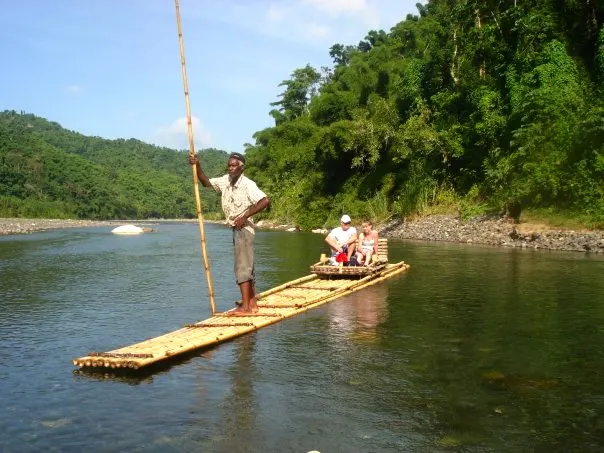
[329,43,357,66]
[270,65,322,124]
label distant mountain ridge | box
[0,110,228,219]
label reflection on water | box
[217,336,258,453]
[2,225,604,452]
[72,368,156,386]
[327,284,388,343]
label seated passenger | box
[355,220,379,266]
[325,215,357,264]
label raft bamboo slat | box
[377,237,388,263]
[73,261,410,371]
[310,261,387,276]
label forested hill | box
[3,1,604,228]
[0,110,227,219]
[245,0,604,229]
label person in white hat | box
[325,214,357,264]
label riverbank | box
[0,218,195,236]
[2,216,603,253]
[0,218,118,235]
[379,214,604,253]
[259,215,604,253]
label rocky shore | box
[259,216,604,253]
[3,216,603,253]
[0,218,128,236]
[378,215,604,253]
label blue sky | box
[1,0,420,153]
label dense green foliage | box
[0,111,227,219]
[3,1,603,228]
[245,0,604,229]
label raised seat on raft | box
[310,238,389,277]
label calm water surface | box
[1,223,604,452]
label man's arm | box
[356,233,364,250]
[188,154,212,188]
[325,234,342,253]
[233,197,270,229]
[346,231,358,247]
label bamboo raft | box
[73,240,409,371]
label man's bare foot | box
[249,296,258,313]
[226,306,253,316]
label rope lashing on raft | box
[257,304,304,309]
[88,352,154,359]
[258,299,330,309]
[214,312,284,318]
[290,285,339,291]
[185,323,256,328]
[277,293,308,299]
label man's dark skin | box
[189,153,270,313]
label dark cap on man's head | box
[229,152,246,164]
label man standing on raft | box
[189,152,270,314]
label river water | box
[1,223,604,452]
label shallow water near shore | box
[2,223,604,452]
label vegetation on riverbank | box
[0,111,226,220]
[1,1,603,233]
[244,0,604,230]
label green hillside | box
[0,110,227,219]
[3,1,604,229]
[245,0,604,229]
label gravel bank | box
[379,215,604,253]
[0,218,211,236]
[0,218,129,236]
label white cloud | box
[188,0,417,47]
[266,4,286,22]
[65,84,81,93]
[305,21,331,41]
[260,0,413,45]
[301,0,368,15]
[152,116,211,150]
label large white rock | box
[111,224,144,235]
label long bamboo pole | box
[174,0,216,315]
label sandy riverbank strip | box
[0,218,119,236]
[0,218,203,236]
